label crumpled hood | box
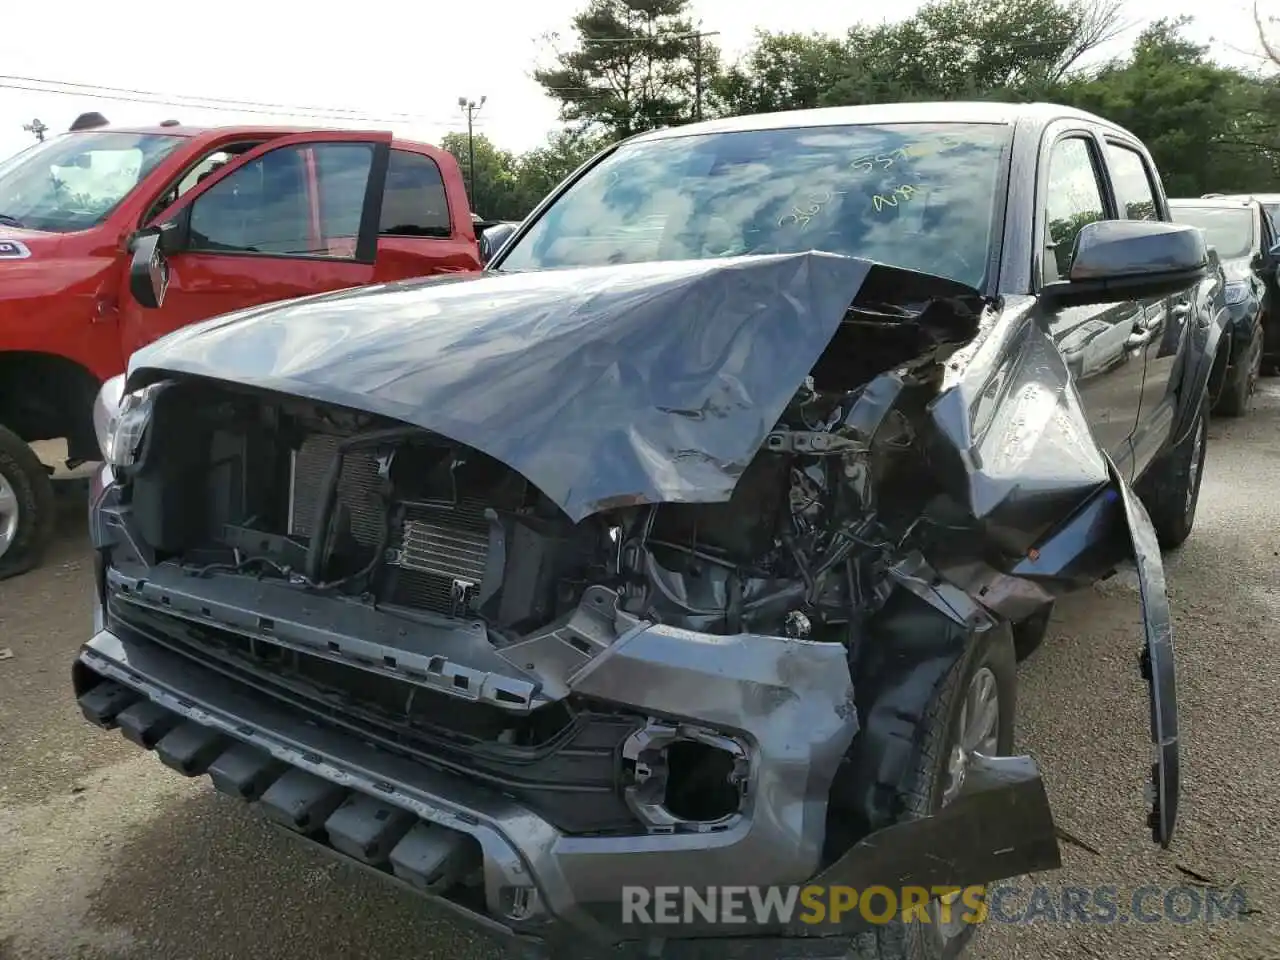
[128,252,979,522]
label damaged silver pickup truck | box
[74,103,1220,959]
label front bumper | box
[74,619,1061,956]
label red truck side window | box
[380,150,452,238]
[188,142,373,259]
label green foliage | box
[440,128,613,221]
[1056,18,1280,194]
[534,0,721,139]
[454,0,1280,220]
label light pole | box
[457,96,486,205]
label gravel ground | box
[1,384,1278,960]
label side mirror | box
[1041,220,1208,309]
[129,231,170,309]
[478,222,518,267]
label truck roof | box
[75,124,434,152]
[630,101,1139,144]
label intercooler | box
[287,434,491,615]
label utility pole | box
[457,96,486,204]
[691,30,719,121]
[22,119,47,142]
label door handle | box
[1127,324,1157,348]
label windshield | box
[0,131,183,233]
[1170,206,1255,260]
[498,122,1010,289]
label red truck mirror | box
[129,232,170,310]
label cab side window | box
[1043,137,1107,283]
[1106,143,1158,221]
[145,143,262,223]
[187,143,373,259]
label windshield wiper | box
[0,213,24,228]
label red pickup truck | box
[0,121,487,580]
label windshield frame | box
[489,120,1014,296]
[1169,204,1257,261]
[0,130,185,234]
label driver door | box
[118,131,391,356]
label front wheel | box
[0,424,56,581]
[863,623,1018,960]
[1213,337,1260,417]
[1142,391,1209,550]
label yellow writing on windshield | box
[851,138,965,173]
[777,191,841,229]
[871,184,919,212]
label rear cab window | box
[380,150,452,238]
[1104,141,1161,221]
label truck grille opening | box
[289,435,494,617]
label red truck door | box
[118,130,392,356]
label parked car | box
[76,102,1218,960]
[1169,197,1273,412]
[0,121,487,581]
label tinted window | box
[499,123,1011,289]
[1043,138,1106,282]
[188,143,372,259]
[1170,206,1254,260]
[380,150,451,237]
[313,143,374,256]
[0,131,182,232]
[1106,143,1158,221]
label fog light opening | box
[664,739,741,822]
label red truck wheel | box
[0,424,56,581]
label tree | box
[516,128,613,207]
[715,0,1125,115]
[1059,18,1280,195]
[534,0,721,139]
[439,132,524,221]
[713,32,849,116]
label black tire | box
[1213,338,1260,417]
[846,623,1018,960]
[0,424,57,582]
[1142,390,1209,550]
[1011,604,1053,662]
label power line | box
[0,76,468,128]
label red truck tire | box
[0,424,56,581]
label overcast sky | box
[0,0,1274,163]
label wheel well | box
[0,352,102,460]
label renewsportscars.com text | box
[621,884,1251,927]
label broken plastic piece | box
[256,768,347,834]
[388,822,480,892]
[155,721,228,776]
[76,680,141,729]
[323,792,416,866]
[115,699,179,748]
[208,742,286,801]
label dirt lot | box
[2,386,1278,960]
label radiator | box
[289,434,491,615]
